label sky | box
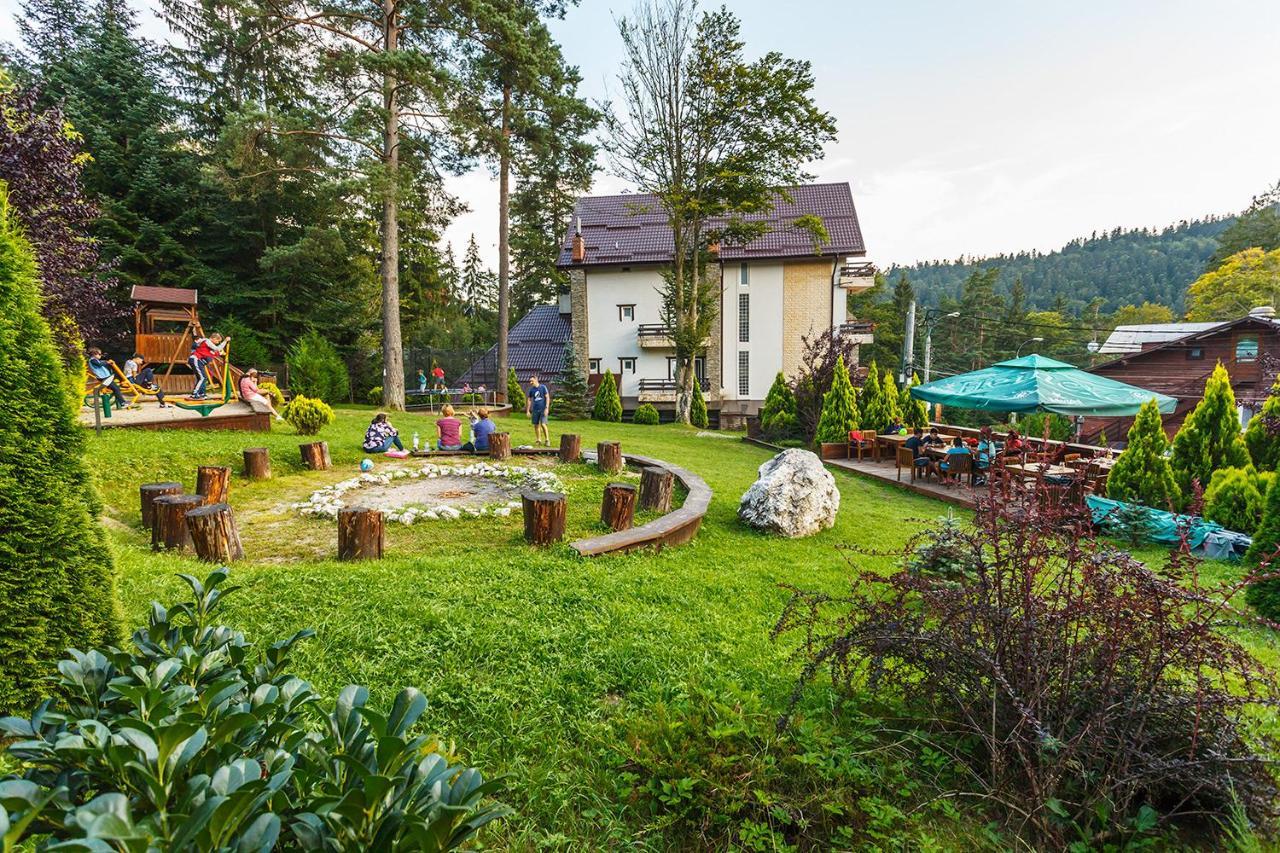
[2,0,1278,269]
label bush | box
[507,367,525,411]
[690,380,708,429]
[367,384,383,405]
[593,370,622,422]
[632,403,660,425]
[1018,411,1073,442]
[287,330,350,402]
[1245,475,1280,621]
[1244,379,1280,471]
[760,372,801,441]
[1107,398,1179,510]
[900,373,929,429]
[1204,466,1268,535]
[814,354,858,444]
[283,394,335,435]
[557,342,590,420]
[0,569,507,850]
[0,191,119,712]
[1170,363,1250,503]
[257,381,285,409]
[219,317,272,368]
[777,491,1280,848]
[794,330,860,441]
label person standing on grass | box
[527,374,551,446]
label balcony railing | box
[837,261,877,291]
[637,324,675,348]
[637,377,711,392]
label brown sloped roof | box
[555,183,866,268]
[130,285,198,306]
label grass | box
[79,407,1280,848]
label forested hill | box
[886,216,1234,314]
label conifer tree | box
[1169,364,1250,502]
[901,373,929,429]
[1204,466,1268,536]
[1244,379,1280,471]
[760,371,799,441]
[506,366,525,411]
[1107,398,1180,510]
[815,354,858,444]
[1245,475,1280,621]
[592,369,622,422]
[690,379,708,428]
[881,367,902,427]
[0,190,119,711]
[857,359,883,427]
[556,341,589,420]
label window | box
[619,357,637,374]
[1236,336,1259,363]
[738,293,750,343]
[588,358,601,374]
[666,356,705,380]
[1186,346,1204,360]
[618,304,635,322]
[739,263,749,286]
[738,351,750,396]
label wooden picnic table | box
[1004,461,1076,478]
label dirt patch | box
[350,476,519,511]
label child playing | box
[87,348,127,409]
[188,331,229,400]
[238,368,284,421]
[124,354,168,407]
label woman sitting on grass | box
[436,404,463,451]
[464,407,497,452]
[362,412,404,453]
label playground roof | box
[131,285,198,306]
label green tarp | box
[909,354,1176,417]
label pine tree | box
[901,373,929,429]
[0,191,119,711]
[506,366,525,411]
[1107,398,1180,510]
[556,341,589,420]
[1245,474,1280,621]
[462,235,497,312]
[858,359,883,427]
[690,380,708,428]
[1169,363,1250,502]
[1245,379,1280,471]
[815,354,858,444]
[760,371,799,441]
[880,367,902,427]
[592,369,622,422]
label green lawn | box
[83,407,1280,848]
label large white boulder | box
[738,449,840,538]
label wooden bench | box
[570,451,711,557]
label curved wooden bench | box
[571,451,712,556]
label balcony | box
[839,320,875,346]
[637,377,712,403]
[637,324,675,348]
[837,261,877,292]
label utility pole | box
[900,299,916,384]
[921,309,959,383]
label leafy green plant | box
[814,354,858,444]
[900,373,928,430]
[1018,411,1073,442]
[257,381,285,409]
[760,372,800,441]
[507,367,525,411]
[690,381,709,429]
[367,385,383,405]
[632,403,660,425]
[1244,379,1280,471]
[287,331,350,402]
[1107,398,1179,510]
[219,317,272,368]
[1245,475,1280,621]
[1170,364,1250,504]
[283,395,335,436]
[0,569,507,850]
[1204,466,1269,536]
[0,191,119,712]
[592,370,622,422]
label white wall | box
[585,266,667,397]
[722,262,784,401]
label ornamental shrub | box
[1107,398,1180,510]
[1246,475,1280,621]
[507,367,525,411]
[0,191,120,712]
[633,403,660,425]
[690,380,709,428]
[366,385,383,405]
[283,394,335,435]
[880,368,902,428]
[901,373,929,429]
[1019,411,1074,442]
[557,342,590,419]
[287,331,350,402]
[1244,379,1280,471]
[0,569,507,850]
[1204,466,1268,536]
[814,354,858,445]
[760,372,800,441]
[257,381,285,409]
[593,370,622,422]
[856,359,883,427]
[1169,364,1249,504]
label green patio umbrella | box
[909,354,1176,417]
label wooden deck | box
[78,400,271,432]
[825,455,979,508]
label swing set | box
[128,285,241,416]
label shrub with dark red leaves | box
[775,481,1280,847]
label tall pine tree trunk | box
[497,83,511,403]
[380,1,406,411]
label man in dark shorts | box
[526,374,551,446]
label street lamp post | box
[1016,336,1045,358]
[921,309,960,383]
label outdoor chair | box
[941,451,973,488]
[851,430,878,461]
[896,444,914,482]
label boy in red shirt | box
[188,331,228,399]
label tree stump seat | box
[243,447,271,480]
[152,494,205,551]
[140,482,183,529]
[300,441,331,470]
[338,507,384,560]
[601,483,637,531]
[596,441,623,474]
[522,490,566,545]
[185,502,244,563]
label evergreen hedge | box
[901,373,929,429]
[286,331,350,402]
[632,403,660,425]
[1245,475,1280,622]
[1204,466,1270,536]
[814,355,858,444]
[1106,398,1179,511]
[0,190,120,711]
[1245,380,1280,471]
[880,368,902,428]
[1169,364,1250,504]
[592,370,622,422]
[760,372,800,441]
[283,395,335,435]
[690,380,709,429]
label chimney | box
[1249,305,1276,319]
[571,215,585,263]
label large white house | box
[555,183,875,421]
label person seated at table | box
[903,427,933,475]
[362,412,404,453]
[436,403,463,450]
[976,427,998,470]
[939,436,971,484]
[1002,428,1025,458]
[884,417,905,435]
[922,427,945,449]
[463,407,497,452]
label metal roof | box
[1097,322,1221,354]
[555,183,866,268]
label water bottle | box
[412,431,420,451]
